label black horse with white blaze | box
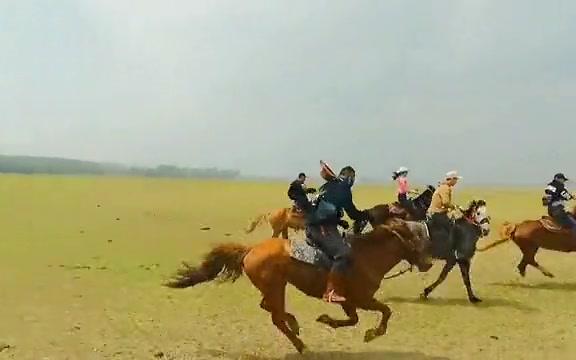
[360,199,491,303]
[421,200,491,303]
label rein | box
[383,229,416,280]
[383,264,414,279]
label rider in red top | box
[392,166,417,217]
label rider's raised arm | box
[342,187,366,221]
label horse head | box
[462,199,491,237]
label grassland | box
[0,175,575,359]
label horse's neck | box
[455,220,480,239]
[353,240,405,284]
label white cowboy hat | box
[445,170,463,180]
[396,166,409,173]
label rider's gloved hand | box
[338,219,350,230]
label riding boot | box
[323,270,347,303]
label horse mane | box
[352,220,413,247]
[367,204,391,222]
[462,199,486,218]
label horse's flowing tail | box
[477,222,517,252]
[164,243,251,288]
[245,213,269,234]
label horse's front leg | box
[421,258,456,300]
[316,303,359,329]
[457,259,481,303]
[357,298,392,343]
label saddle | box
[288,234,351,270]
[539,216,569,233]
[289,239,332,270]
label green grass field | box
[1,175,575,359]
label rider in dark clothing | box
[306,164,369,303]
[288,172,316,212]
[544,173,576,235]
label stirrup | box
[323,290,346,303]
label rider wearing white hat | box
[426,170,462,235]
[428,170,462,228]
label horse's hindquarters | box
[285,259,327,299]
[515,222,576,253]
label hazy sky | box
[2,1,575,184]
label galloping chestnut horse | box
[245,207,305,238]
[477,207,576,278]
[165,221,431,353]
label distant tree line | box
[0,155,240,179]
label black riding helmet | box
[554,173,569,181]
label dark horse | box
[477,206,576,278]
[165,221,431,353]
[354,186,435,235]
[368,200,491,303]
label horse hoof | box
[316,314,338,329]
[294,340,307,354]
[364,328,384,343]
[420,291,430,300]
[469,296,482,304]
[544,272,555,278]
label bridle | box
[462,204,491,236]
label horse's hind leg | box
[265,286,306,353]
[272,226,281,238]
[260,298,300,335]
[245,259,305,353]
[316,303,359,329]
[457,259,481,303]
[357,298,392,343]
[527,248,554,278]
[421,258,456,300]
[517,243,554,278]
[516,241,536,277]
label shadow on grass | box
[386,295,537,313]
[200,348,450,360]
[490,280,576,292]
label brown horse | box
[165,221,431,353]
[245,207,305,238]
[477,207,576,278]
